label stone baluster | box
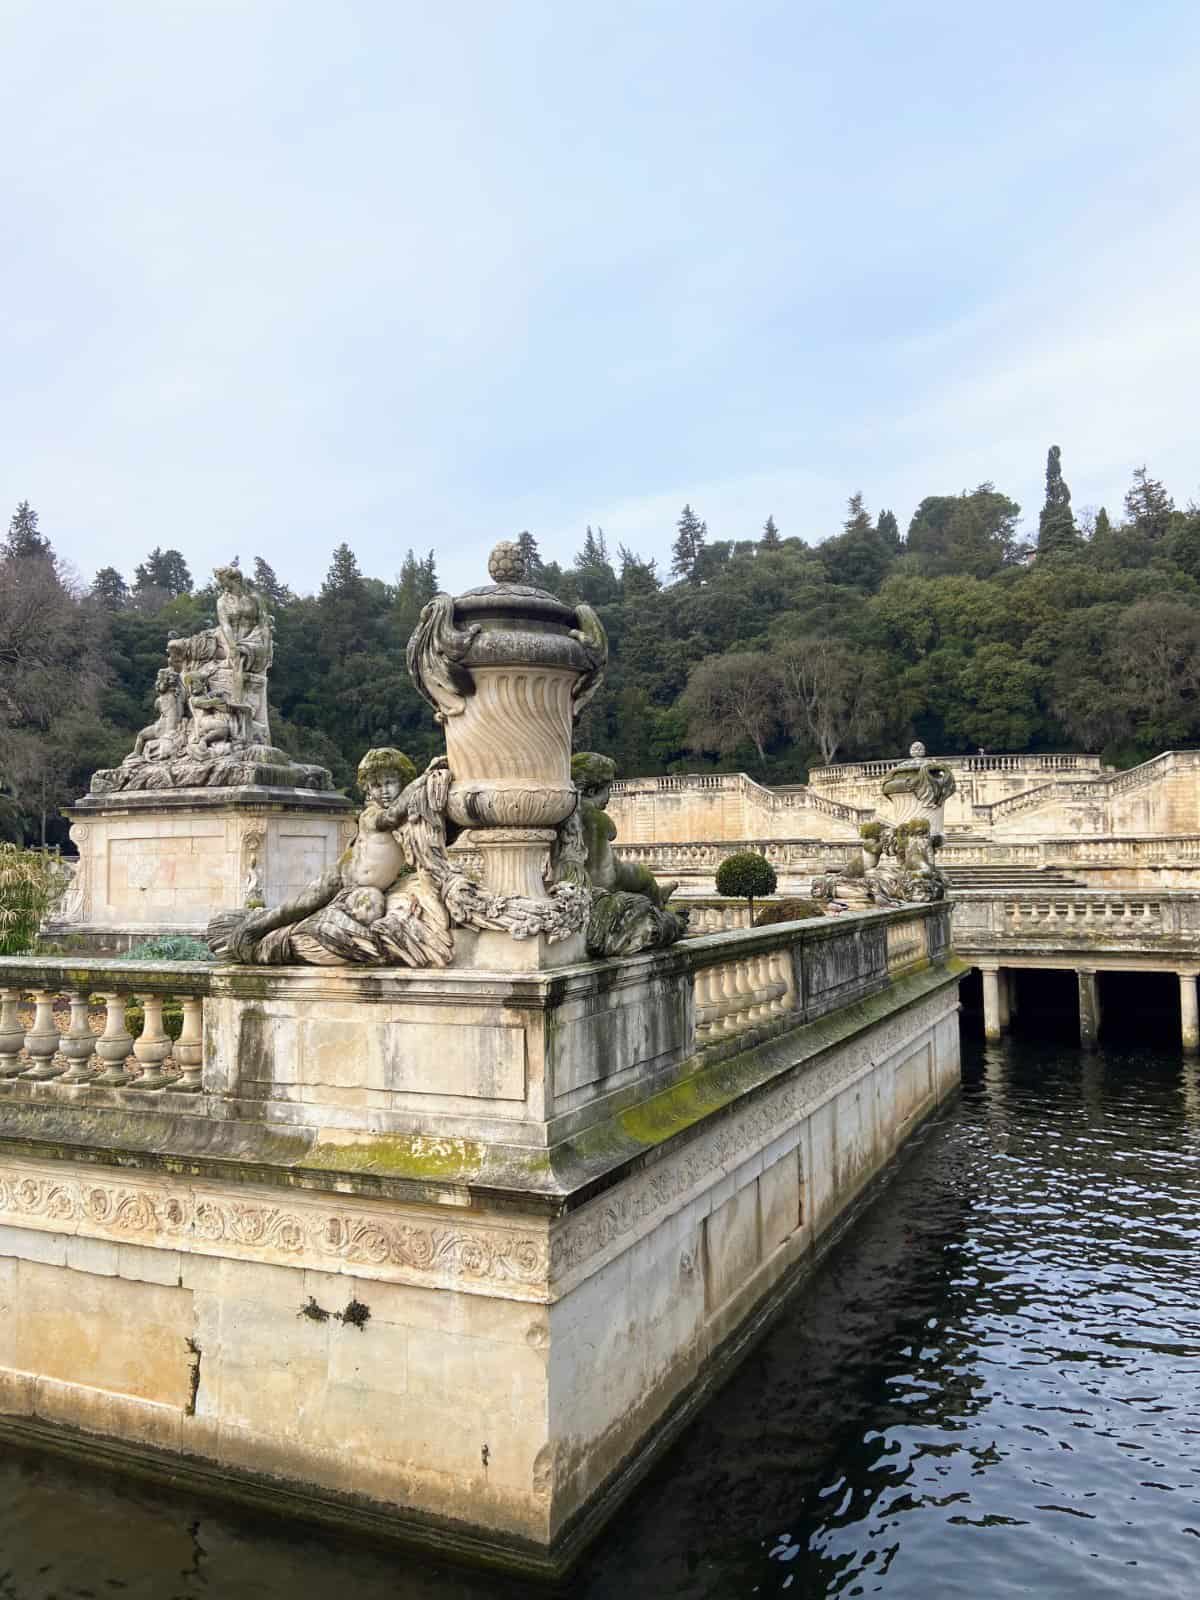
[694,968,721,1043]
[93,994,134,1087]
[768,952,792,1016]
[713,962,740,1036]
[174,996,204,1092]
[130,993,172,1090]
[0,990,25,1078]
[726,960,754,1034]
[59,991,99,1084]
[20,990,64,1080]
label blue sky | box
[3,0,1198,596]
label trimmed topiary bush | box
[715,851,778,919]
[754,898,824,927]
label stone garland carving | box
[0,1168,548,1291]
[551,752,688,957]
[207,747,589,965]
[812,742,956,910]
[91,566,333,795]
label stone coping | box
[2,901,945,1002]
[69,786,353,816]
[0,959,961,1216]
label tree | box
[1113,597,1200,747]
[1123,466,1174,540]
[1037,445,1078,556]
[715,851,777,919]
[876,508,900,550]
[252,557,293,609]
[91,567,130,609]
[680,651,781,767]
[572,525,618,605]
[320,543,364,600]
[761,515,781,547]
[1094,506,1113,541]
[906,484,1021,577]
[774,635,887,764]
[671,504,707,583]
[4,501,51,561]
[843,491,873,537]
[618,545,660,597]
[516,530,542,583]
[133,547,193,601]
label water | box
[2,1035,1199,1599]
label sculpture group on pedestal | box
[91,566,332,795]
[207,543,684,968]
[813,742,956,910]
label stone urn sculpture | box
[406,541,607,967]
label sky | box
[3,0,1198,597]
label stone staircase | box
[944,865,1086,892]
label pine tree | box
[419,550,439,604]
[91,567,130,609]
[133,547,193,599]
[671,504,707,582]
[843,492,873,537]
[516,530,542,582]
[1094,506,1113,541]
[760,515,781,547]
[320,543,364,599]
[1124,466,1175,539]
[1037,445,1078,555]
[252,557,292,609]
[876,509,900,549]
[4,501,51,560]
[576,525,610,570]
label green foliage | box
[5,501,52,560]
[124,935,215,962]
[1037,445,1078,556]
[715,851,778,911]
[10,450,1200,843]
[0,843,68,954]
[859,821,883,840]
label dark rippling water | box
[2,1035,1199,1599]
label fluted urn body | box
[407,542,607,961]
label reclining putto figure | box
[207,749,454,966]
[553,752,687,956]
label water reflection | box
[2,1038,1199,1598]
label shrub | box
[715,851,777,917]
[124,935,215,963]
[0,844,69,955]
[859,821,884,841]
[754,898,824,927]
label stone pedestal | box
[46,787,354,952]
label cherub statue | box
[207,748,454,966]
[553,752,687,955]
[127,669,185,764]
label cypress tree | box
[1037,445,1078,555]
[876,508,900,549]
[761,515,781,547]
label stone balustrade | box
[692,948,795,1046]
[811,753,1105,784]
[0,961,212,1096]
[953,890,1200,957]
